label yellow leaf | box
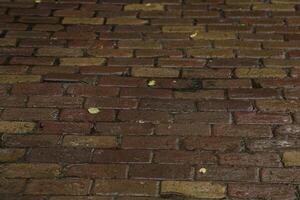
[146,3,152,6]
[190,32,198,38]
[88,107,101,114]
[35,0,42,3]
[198,167,207,174]
[147,80,156,87]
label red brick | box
[52,31,97,40]
[19,39,66,48]
[235,112,292,124]
[0,148,25,162]
[2,135,60,147]
[182,69,232,78]
[93,180,157,196]
[122,136,177,149]
[262,168,300,183]
[158,58,205,68]
[95,122,154,135]
[108,58,154,67]
[25,179,91,195]
[12,56,51,67]
[203,79,252,89]
[213,124,272,137]
[198,100,253,111]
[36,48,83,57]
[11,83,64,95]
[174,90,225,100]
[139,99,196,112]
[33,24,64,32]
[54,10,95,17]
[27,148,92,163]
[0,65,28,74]
[65,164,126,178]
[228,88,279,99]
[99,76,147,87]
[43,74,97,84]
[196,166,259,182]
[0,96,27,107]
[118,110,170,123]
[129,164,192,179]
[93,149,151,163]
[80,67,129,76]
[0,179,26,194]
[219,153,282,167]
[38,121,92,135]
[247,139,300,151]
[60,109,115,122]
[228,183,296,200]
[28,96,83,108]
[154,150,217,164]
[19,16,60,24]
[1,108,59,121]
[149,78,196,89]
[275,125,300,138]
[85,97,138,109]
[156,123,210,136]
[88,49,133,57]
[0,47,34,56]
[183,136,242,151]
[174,112,230,124]
[257,78,300,88]
[120,88,172,99]
[6,31,50,39]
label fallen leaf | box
[190,32,198,38]
[198,167,207,174]
[147,80,156,87]
[35,0,42,3]
[146,3,152,6]
[88,107,101,114]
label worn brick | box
[36,48,83,57]
[28,96,83,108]
[174,112,230,124]
[27,148,92,163]
[131,67,179,77]
[85,97,138,109]
[228,183,296,200]
[107,17,147,25]
[12,83,64,96]
[122,136,177,149]
[162,26,204,33]
[229,88,279,99]
[262,168,300,183]
[256,100,300,112]
[65,164,126,178]
[219,153,282,167]
[283,151,300,166]
[93,149,151,163]
[203,79,252,89]
[25,179,91,195]
[156,123,210,136]
[125,3,164,11]
[174,90,225,100]
[129,164,192,179]
[0,148,25,162]
[60,109,115,122]
[235,68,286,78]
[63,17,104,25]
[188,49,234,58]
[0,75,41,83]
[213,124,272,137]
[63,136,117,148]
[139,99,196,112]
[196,166,259,182]
[119,40,162,49]
[38,121,92,135]
[60,58,105,66]
[154,150,217,164]
[192,31,236,40]
[160,181,226,199]
[2,134,60,147]
[198,100,253,111]
[235,112,292,124]
[0,38,16,47]
[0,179,26,194]
[183,136,241,151]
[93,180,157,196]
[0,121,35,134]
[0,164,61,178]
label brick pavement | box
[0,0,300,199]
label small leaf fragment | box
[35,0,42,3]
[147,80,156,87]
[88,107,101,114]
[190,32,198,38]
[146,3,152,6]
[198,167,207,174]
